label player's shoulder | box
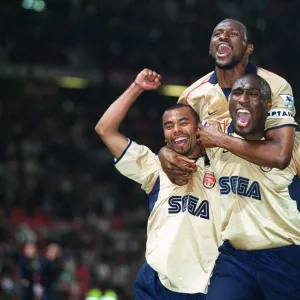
[256,67,290,88]
[179,71,214,101]
[116,140,158,164]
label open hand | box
[135,68,162,91]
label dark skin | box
[159,19,295,185]
[228,76,271,139]
[199,75,272,149]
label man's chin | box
[234,124,252,137]
[174,147,190,156]
[216,60,236,70]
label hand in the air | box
[198,119,223,148]
[135,68,162,91]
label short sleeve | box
[114,141,161,193]
[265,80,297,131]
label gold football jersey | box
[115,141,221,293]
[178,63,297,130]
[206,119,300,250]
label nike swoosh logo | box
[208,110,217,115]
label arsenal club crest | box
[203,172,216,189]
[260,166,272,172]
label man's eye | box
[230,31,239,36]
[233,91,243,96]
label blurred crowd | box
[0,0,299,299]
[0,0,300,88]
[0,81,171,299]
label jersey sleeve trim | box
[184,79,209,105]
[114,139,133,165]
[264,124,297,133]
[148,175,160,195]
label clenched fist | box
[135,68,162,91]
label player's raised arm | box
[95,69,161,159]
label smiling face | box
[229,74,272,139]
[162,106,200,157]
[209,19,252,70]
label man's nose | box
[219,30,230,41]
[173,123,181,133]
[238,92,249,104]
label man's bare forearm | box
[218,127,294,169]
[95,83,143,158]
[95,83,143,137]
[95,69,162,159]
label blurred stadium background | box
[0,0,299,299]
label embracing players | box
[160,18,296,184]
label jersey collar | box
[208,63,257,85]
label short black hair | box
[163,103,200,123]
[232,73,271,102]
[217,18,252,45]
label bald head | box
[210,19,253,70]
[232,73,271,102]
[213,19,251,45]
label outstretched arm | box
[199,121,295,169]
[95,69,161,158]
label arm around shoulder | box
[218,126,295,169]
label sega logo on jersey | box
[280,94,294,108]
[168,195,209,219]
[219,176,261,200]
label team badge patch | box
[260,166,272,172]
[280,94,294,108]
[203,172,216,188]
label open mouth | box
[237,109,251,128]
[217,43,232,58]
[173,136,188,147]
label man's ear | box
[196,122,201,137]
[265,99,272,112]
[246,43,254,55]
